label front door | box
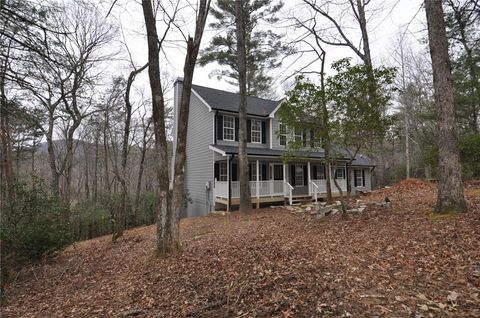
[270,163,283,180]
[290,164,308,195]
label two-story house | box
[172,78,374,217]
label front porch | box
[213,157,348,210]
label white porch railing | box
[311,179,347,194]
[310,181,319,202]
[214,180,285,199]
[214,181,229,198]
[285,182,293,205]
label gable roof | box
[191,84,282,117]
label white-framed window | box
[251,119,261,143]
[223,115,235,141]
[355,169,363,187]
[250,162,266,181]
[294,128,303,143]
[279,124,287,146]
[335,167,345,179]
[272,164,283,180]
[219,161,227,181]
[315,164,325,179]
[295,164,304,186]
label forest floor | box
[3,179,480,317]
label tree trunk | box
[356,0,372,67]
[319,53,332,202]
[0,97,14,203]
[235,0,252,213]
[84,144,90,200]
[93,137,99,203]
[46,112,60,196]
[64,122,80,205]
[103,128,110,192]
[171,0,210,246]
[142,0,174,255]
[0,40,15,203]
[425,0,466,213]
[134,123,150,221]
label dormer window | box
[251,119,262,143]
[223,115,235,141]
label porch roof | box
[211,144,330,159]
[210,144,375,166]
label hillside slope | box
[4,180,480,317]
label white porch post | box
[256,160,260,208]
[283,163,286,194]
[328,162,333,191]
[307,161,311,195]
[226,156,230,212]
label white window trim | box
[335,167,345,179]
[294,164,304,187]
[316,164,326,180]
[251,119,262,143]
[355,169,363,187]
[219,161,227,181]
[279,124,287,146]
[294,129,303,143]
[223,115,235,141]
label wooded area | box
[1,0,479,314]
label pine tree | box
[199,0,287,98]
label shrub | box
[1,182,72,263]
[459,134,480,178]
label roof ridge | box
[192,83,282,103]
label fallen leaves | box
[2,180,480,317]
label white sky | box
[99,0,428,104]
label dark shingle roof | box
[351,154,375,166]
[192,84,282,116]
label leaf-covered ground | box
[4,180,480,317]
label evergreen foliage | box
[199,0,288,97]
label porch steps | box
[289,195,314,205]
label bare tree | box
[424,0,466,213]
[235,0,252,213]
[19,2,115,204]
[134,109,154,220]
[141,0,178,254]
[289,12,334,201]
[171,0,211,246]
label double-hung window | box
[294,128,303,143]
[355,169,363,187]
[315,164,326,179]
[223,115,235,141]
[335,167,345,179]
[279,124,287,146]
[251,119,261,143]
[219,161,227,181]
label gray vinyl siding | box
[180,84,214,218]
[349,167,372,194]
[271,113,316,151]
[216,111,270,149]
[271,113,286,150]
